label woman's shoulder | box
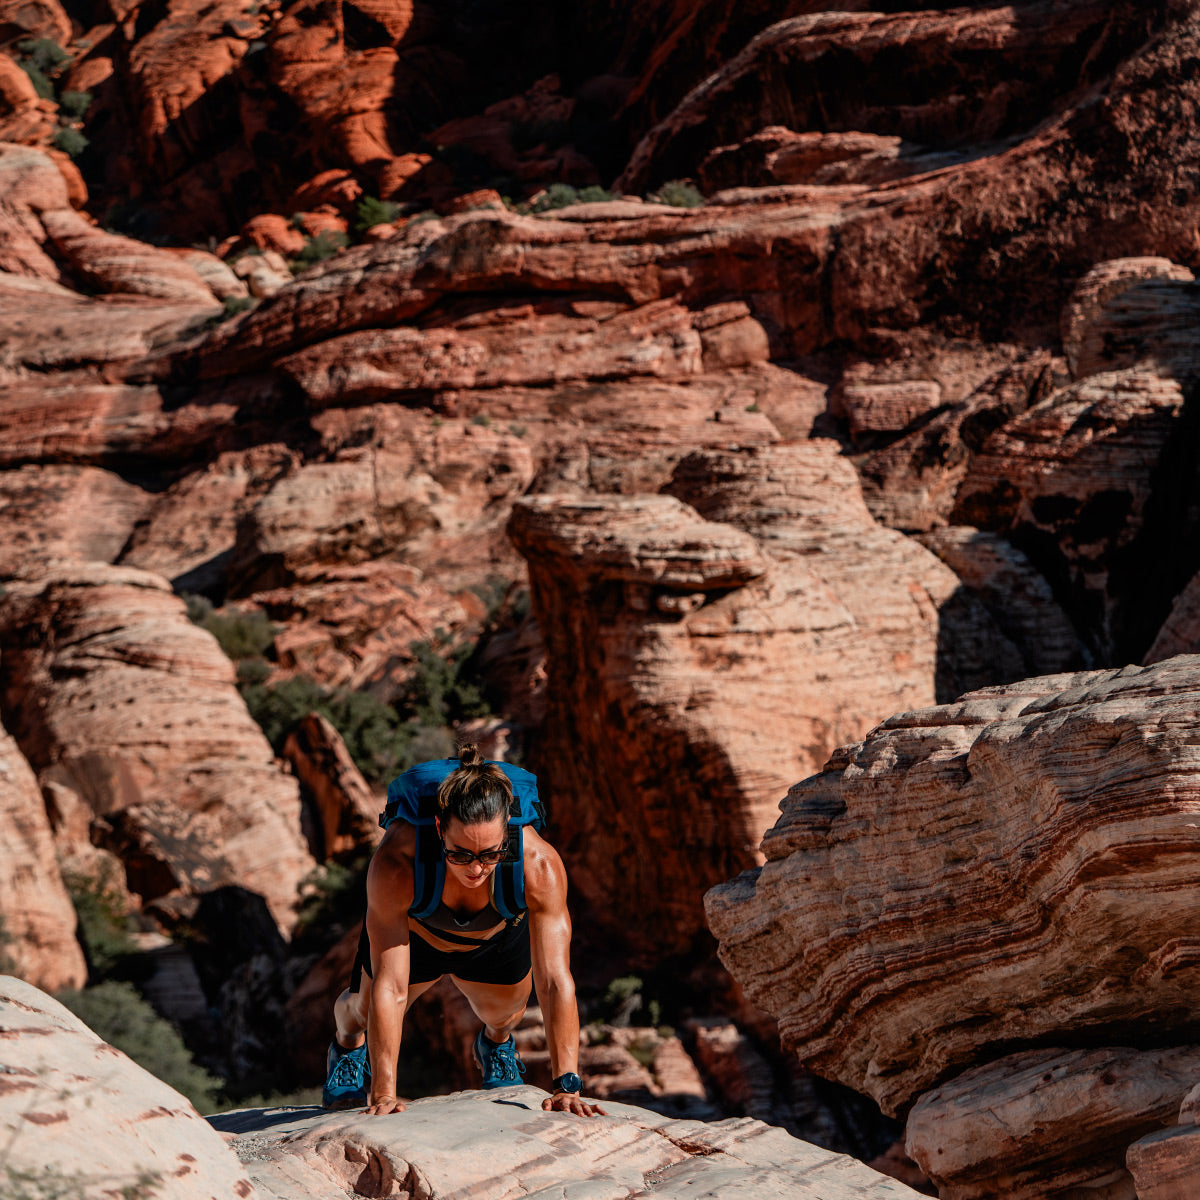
[521,826,567,907]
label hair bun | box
[458,743,484,768]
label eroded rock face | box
[0,976,256,1200]
[509,443,1027,962]
[707,656,1200,1123]
[0,721,86,991]
[0,563,314,929]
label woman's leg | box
[334,973,444,1047]
[452,970,534,1044]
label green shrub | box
[58,89,92,119]
[51,126,88,159]
[56,981,221,1113]
[649,180,705,208]
[291,229,349,271]
[185,598,277,661]
[470,412,492,427]
[531,183,614,212]
[354,195,401,233]
[292,852,371,951]
[64,867,136,979]
[220,294,255,320]
[16,38,70,100]
[403,634,491,727]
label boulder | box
[0,976,256,1200]
[210,1085,927,1200]
[905,1045,1200,1199]
[0,562,315,930]
[706,655,1200,1117]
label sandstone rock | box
[1145,572,1200,665]
[0,464,154,571]
[210,1085,927,1199]
[0,720,86,991]
[0,562,315,929]
[228,431,535,596]
[697,128,938,193]
[833,378,944,444]
[905,1045,1200,1200]
[1127,1124,1200,1200]
[118,445,296,593]
[706,655,1200,1116]
[509,446,1022,961]
[0,976,256,1200]
[40,208,222,303]
[253,560,472,699]
[953,368,1189,662]
[618,5,1166,194]
[281,713,380,862]
[1062,257,1197,381]
[916,526,1085,677]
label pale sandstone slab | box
[210,1086,925,1200]
[0,563,314,929]
[0,976,256,1200]
[0,722,86,991]
[706,655,1200,1115]
[905,1045,1200,1200]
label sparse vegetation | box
[649,180,705,208]
[58,89,92,120]
[51,126,88,158]
[354,195,401,233]
[290,229,349,272]
[531,183,614,212]
[470,412,492,427]
[185,595,277,660]
[57,981,222,1112]
[220,294,256,320]
[64,866,136,980]
[16,37,70,99]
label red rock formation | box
[0,563,316,929]
[617,5,1168,194]
[707,655,1200,1125]
[509,443,1025,962]
[280,713,380,861]
[0,719,86,991]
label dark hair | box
[436,744,512,827]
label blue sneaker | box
[473,1029,527,1089]
[322,1039,371,1110]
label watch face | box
[554,1072,582,1093]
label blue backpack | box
[379,758,546,921]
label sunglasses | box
[440,840,509,867]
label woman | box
[322,745,603,1117]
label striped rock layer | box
[706,655,1200,1119]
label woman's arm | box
[525,830,605,1117]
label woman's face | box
[438,814,508,887]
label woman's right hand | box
[366,1092,407,1115]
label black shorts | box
[349,914,531,993]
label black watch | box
[551,1071,582,1095]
